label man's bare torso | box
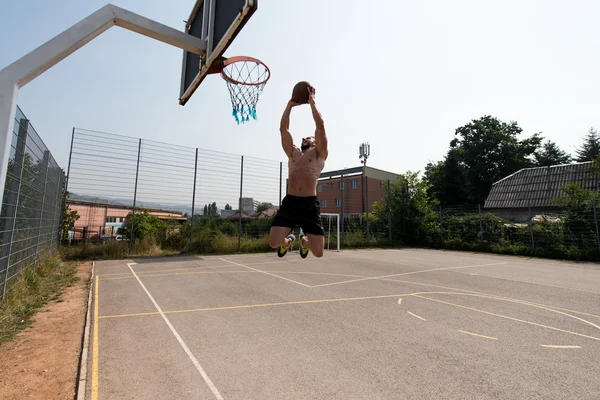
[287,146,325,197]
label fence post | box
[238,156,244,251]
[438,205,443,244]
[33,150,50,261]
[593,199,600,251]
[528,204,535,249]
[1,117,28,299]
[129,138,142,248]
[365,173,370,244]
[478,204,483,241]
[340,170,344,247]
[189,148,198,252]
[60,128,75,242]
[387,179,392,241]
[279,161,282,208]
[55,170,65,248]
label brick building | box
[66,199,187,241]
[316,166,401,216]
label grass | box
[59,237,179,261]
[0,254,79,346]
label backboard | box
[179,0,258,105]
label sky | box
[1,0,599,178]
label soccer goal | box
[321,213,340,252]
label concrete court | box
[85,248,600,399]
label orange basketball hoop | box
[215,56,271,124]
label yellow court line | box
[413,294,600,342]
[98,292,422,319]
[540,344,581,349]
[407,311,426,321]
[380,278,600,321]
[458,330,498,340]
[91,276,99,400]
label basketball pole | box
[0,3,207,214]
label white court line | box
[220,258,312,288]
[309,262,508,288]
[127,263,224,400]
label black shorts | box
[271,195,325,236]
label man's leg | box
[268,226,294,249]
[301,234,325,258]
[299,197,326,258]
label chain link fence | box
[65,128,600,261]
[0,106,65,299]
[65,128,288,252]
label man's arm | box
[308,90,328,159]
[279,101,295,158]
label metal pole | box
[336,213,340,252]
[279,161,282,208]
[59,128,75,243]
[528,204,534,249]
[33,151,50,262]
[478,204,483,241]
[439,205,443,244]
[1,118,28,299]
[0,80,19,216]
[593,199,600,251]
[340,170,344,247]
[65,127,75,195]
[387,179,391,241]
[365,171,370,244]
[238,156,244,251]
[130,138,142,248]
[189,148,198,251]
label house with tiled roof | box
[483,162,600,221]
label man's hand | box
[308,86,327,160]
[288,99,301,107]
[307,86,316,105]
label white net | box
[221,58,270,124]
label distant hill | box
[68,193,194,215]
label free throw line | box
[540,345,581,349]
[309,262,508,288]
[220,258,312,287]
[127,263,224,400]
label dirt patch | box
[0,262,92,399]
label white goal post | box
[296,213,340,252]
[321,213,340,252]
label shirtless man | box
[269,87,328,258]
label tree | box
[256,202,272,212]
[574,127,600,162]
[424,149,470,205]
[121,210,167,241]
[62,190,80,240]
[202,202,219,217]
[426,115,542,205]
[371,171,439,245]
[224,204,232,210]
[534,140,572,167]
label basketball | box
[291,81,315,104]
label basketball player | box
[269,87,328,258]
